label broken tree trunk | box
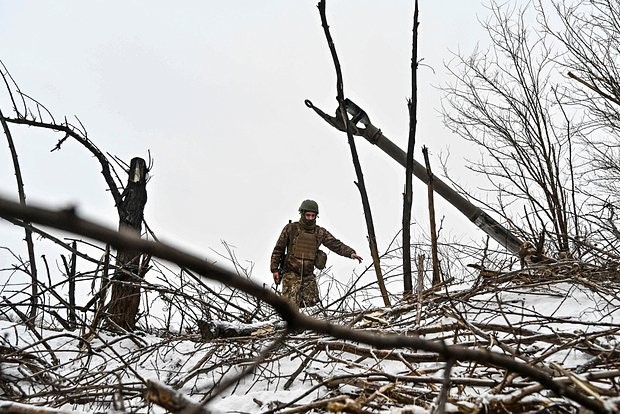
[402,0,420,299]
[107,157,148,331]
[422,146,441,286]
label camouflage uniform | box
[280,272,320,308]
[270,220,357,308]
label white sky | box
[0,2,503,286]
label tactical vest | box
[285,222,327,270]
[291,227,318,260]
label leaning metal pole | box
[305,99,523,256]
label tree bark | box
[107,157,148,331]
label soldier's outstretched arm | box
[321,228,358,260]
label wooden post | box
[107,157,148,331]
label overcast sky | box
[0,2,505,286]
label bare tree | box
[0,60,150,330]
[441,2,577,258]
[442,0,620,263]
[538,0,620,258]
[106,157,149,331]
[402,0,420,298]
[541,0,620,130]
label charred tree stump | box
[107,157,148,331]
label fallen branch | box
[145,379,211,414]
[0,400,87,414]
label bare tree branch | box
[0,108,38,320]
[316,0,390,306]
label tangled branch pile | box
[1,251,619,414]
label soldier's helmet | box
[299,199,319,214]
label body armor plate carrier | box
[292,229,318,260]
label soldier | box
[270,199,363,308]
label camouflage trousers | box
[281,272,320,309]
